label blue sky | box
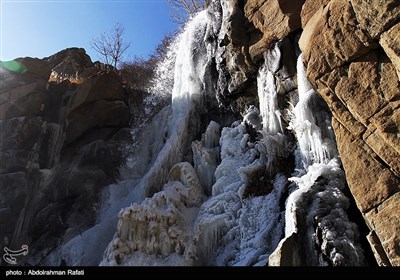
[0,0,179,62]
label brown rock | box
[300,0,331,28]
[316,86,366,138]
[380,56,400,102]
[0,91,50,120]
[350,0,400,39]
[66,71,126,115]
[299,0,374,82]
[0,58,52,120]
[245,0,306,62]
[370,101,400,155]
[269,233,301,266]
[380,23,400,80]
[0,58,50,94]
[316,51,398,130]
[45,47,93,77]
[367,230,392,266]
[363,128,400,177]
[334,53,387,126]
[0,80,36,107]
[333,119,399,213]
[365,192,400,266]
[0,117,42,151]
[65,100,129,144]
[217,0,256,95]
[14,57,51,81]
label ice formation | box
[100,23,365,266]
[192,121,221,195]
[48,2,367,266]
[102,45,290,266]
[289,54,336,168]
[281,55,365,266]
[101,162,205,266]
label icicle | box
[257,58,283,135]
[289,54,333,168]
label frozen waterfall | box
[289,54,335,168]
[51,5,366,267]
[280,55,365,266]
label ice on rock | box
[171,11,209,118]
[243,106,262,131]
[289,54,336,168]
[258,49,283,135]
[101,162,205,266]
[101,11,215,266]
[123,106,171,179]
[284,159,365,265]
[278,54,366,266]
[194,117,288,266]
[134,10,212,198]
[168,162,207,207]
[98,7,365,266]
[192,121,221,195]
[229,174,286,266]
[257,50,288,174]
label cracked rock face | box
[1,0,399,267]
[0,49,132,265]
[219,0,400,266]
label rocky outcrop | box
[245,0,305,61]
[64,71,129,145]
[101,162,205,266]
[380,23,400,79]
[1,0,398,267]
[45,47,95,79]
[298,0,400,266]
[217,0,399,266]
[0,49,132,265]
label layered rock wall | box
[0,50,132,264]
[299,0,400,266]
[222,0,399,266]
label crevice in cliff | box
[343,184,378,266]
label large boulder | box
[299,0,375,82]
[300,0,331,28]
[350,0,400,39]
[64,71,129,144]
[380,23,400,79]
[0,90,51,120]
[45,47,94,79]
[0,117,43,151]
[14,57,52,82]
[65,71,126,114]
[245,0,306,62]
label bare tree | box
[90,22,131,69]
[167,0,211,24]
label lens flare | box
[0,60,27,74]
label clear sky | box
[0,0,179,62]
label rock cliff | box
[0,0,398,266]
[0,49,133,265]
[217,0,399,266]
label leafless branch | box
[90,22,131,69]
